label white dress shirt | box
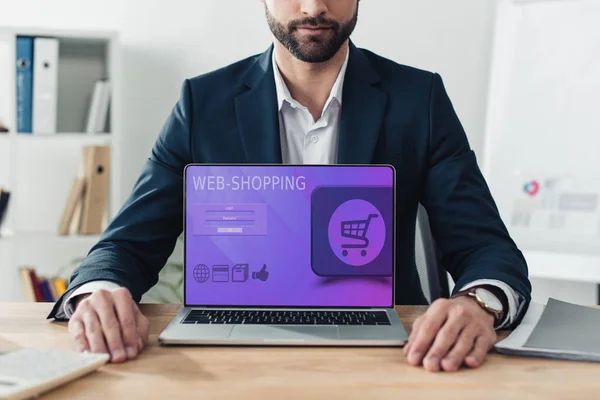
[57,46,523,328]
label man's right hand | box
[67,288,150,363]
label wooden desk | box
[0,304,598,399]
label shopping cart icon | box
[314,190,390,273]
[340,214,379,257]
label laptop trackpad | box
[230,326,340,341]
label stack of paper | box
[495,298,600,362]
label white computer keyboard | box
[0,348,109,400]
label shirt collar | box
[272,46,350,113]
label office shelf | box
[0,27,122,302]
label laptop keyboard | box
[182,310,391,325]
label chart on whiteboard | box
[499,172,600,255]
[483,0,600,255]
[509,172,600,236]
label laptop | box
[158,164,408,346]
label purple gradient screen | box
[185,165,394,307]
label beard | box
[265,5,359,63]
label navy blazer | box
[49,42,531,321]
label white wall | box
[0,0,498,202]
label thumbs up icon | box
[252,264,269,282]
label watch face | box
[475,288,503,312]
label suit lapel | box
[337,43,388,164]
[235,45,283,164]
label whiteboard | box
[483,0,600,258]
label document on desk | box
[495,299,600,362]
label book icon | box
[232,264,249,283]
[212,265,229,283]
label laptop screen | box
[184,165,394,308]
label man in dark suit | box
[49,0,531,372]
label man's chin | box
[294,41,334,59]
[294,50,335,63]
[282,33,343,63]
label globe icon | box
[193,264,210,283]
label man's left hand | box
[403,297,497,372]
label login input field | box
[192,203,267,236]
